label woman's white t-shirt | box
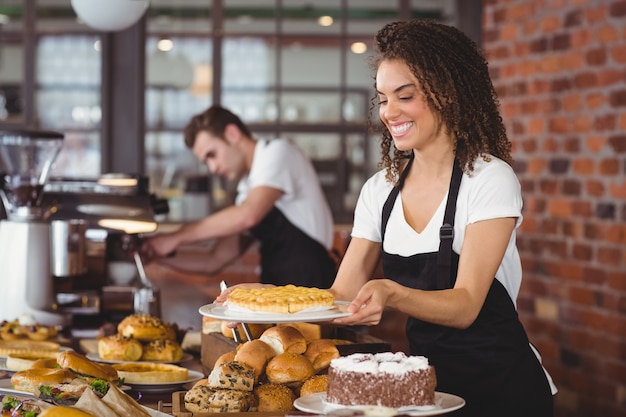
[351,156,523,305]
[236,139,334,250]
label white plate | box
[86,352,194,365]
[294,392,465,416]
[124,369,204,393]
[198,301,352,323]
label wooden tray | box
[171,391,310,417]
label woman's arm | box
[334,217,516,329]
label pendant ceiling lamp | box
[71,0,149,32]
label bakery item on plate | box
[38,405,98,417]
[207,361,255,391]
[326,352,437,408]
[57,351,119,384]
[259,325,307,355]
[5,351,60,372]
[233,340,276,381]
[265,352,315,384]
[10,367,76,394]
[112,362,189,384]
[100,384,150,416]
[184,385,257,413]
[300,374,329,397]
[254,383,296,412]
[226,284,335,313]
[303,338,340,373]
[97,334,143,362]
[116,313,176,341]
[141,338,184,362]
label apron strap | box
[436,160,463,287]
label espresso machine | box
[0,129,69,326]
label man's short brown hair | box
[183,105,252,148]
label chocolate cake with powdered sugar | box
[326,352,436,408]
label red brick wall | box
[483,1,626,416]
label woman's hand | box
[332,279,398,326]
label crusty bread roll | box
[254,383,296,412]
[208,361,255,391]
[300,374,329,397]
[117,313,176,341]
[31,358,61,369]
[97,334,143,362]
[259,325,307,355]
[184,385,257,413]
[10,367,76,394]
[234,340,276,381]
[112,362,189,384]
[265,353,315,384]
[277,322,321,342]
[303,339,340,373]
[57,351,119,383]
[5,351,60,372]
[141,338,183,362]
[220,321,271,342]
[213,350,236,369]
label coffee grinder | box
[0,129,68,326]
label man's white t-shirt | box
[236,139,334,250]
[351,156,524,305]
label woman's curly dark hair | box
[370,19,512,183]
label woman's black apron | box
[380,157,553,417]
[249,207,335,288]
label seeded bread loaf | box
[207,361,255,391]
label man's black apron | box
[381,157,553,417]
[249,207,335,288]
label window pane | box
[36,34,102,178]
[224,0,275,35]
[0,1,24,124]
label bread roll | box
[97,334,143,362]
[208,361,255,391]
[213,350,236,369]
[254,383,296,412]
[184,385,257,413]
[300,374,329,397]
[220,321,271,342]
[259,325,307,355]
[234,340,276,381]
[141,338,183,362]
[277,322,321,342]
[57,351,119,383]
[303,339,340,373]
[265,353,315,384]
[10,368,76,394]
[112,362,189,384]
[31,358,61,369]
[117,313,176,341]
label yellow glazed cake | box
[226,285,335,314]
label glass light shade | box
[71,0,149,32]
